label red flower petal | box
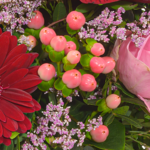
[0,100,25,121]
[28,66,39,75]
[0,36,9,67]
[23,116,32,130]
[2,88,32,102]
[0,137,3,144]
[1,68,28,87]
[17,122,27,133]
[32,99,41,111]
[0,123,3,137]
[15,104,35,113]
[0,110,6,122]
[0,28,2,35]
[8,36,18,53]
[3,127,12,138]
[3,44,27,65]
[27,53,39,67]
[1,31,11,37]
[25,86,37,94]
[1,117,18,131]
[3,137,11,146]
[11,74,42,90]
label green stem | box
[57,62,61,77]
[17,136,20,150]
[64,101,68,108]
[38,92,43,103]
[68,0,72,13]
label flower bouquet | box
[0,0,150,150]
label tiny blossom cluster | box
[0,0,44,33]
[126,11,150,47]
[18,35,33,51]
[22,99,103,150]
[78,7,126,42]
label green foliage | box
[54,78,65,90]
[38,78,55,91]
[66,24,79,35]
[24,26,44,39]
[62,85,73,97]
[10,132,20,140]
[76,4,97,13]
[53,2,67,21]
[84,119,125,150]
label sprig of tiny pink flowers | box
[22,98,103,150]
[0,0,44,33]
[78,7,126,43]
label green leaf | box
[64,35,72,41]
[47,45,65,62]
[63,63,76,71]
[66,24,79,36]
[62,85,73,97]
[104,113,115,126]
[108,1,138,10]
[113,106,129,115]
[38,78,55,91]
[125,143,134,150]
[53,2,67,21]
[76,4,97,13]
[115,114,142,129]
[54,78,65,90]
[114,83,135,98]
[84,119,125,150]
[10,132,20,139]
[80,53,93,69]
[2,140,14,150]
[72,37,79,50]
[122,97,146,108]
[48,92,57,104]
[83,99,98,106]
[24,26,44,39]
[86,38,97,45]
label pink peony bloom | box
[111,33,150,112]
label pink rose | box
[111,33,150,112]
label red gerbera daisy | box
[0,28,42,146]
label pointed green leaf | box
[54,78,65,90]
[113,106,129,115]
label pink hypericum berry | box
[66,11,86,30]
[62,69,81,88]
[79,74,97,92]
[27,35,36,48]
[91,43,105,56]
[90,57,105,74]
[66,50,81,64]
[39,27,56,45]
[64,41,77,55]
[102,57,116,74]
[50,36,67,52]
[90,125,109,143]
[38,63,56,81]
[27,10,44,29]
[106,94,121,109]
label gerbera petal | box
[25,86,37,94]
[8,36,18,53]
[0,100,24,121]
[1,117,18,131]
[2,88,32,102]
[1,31,11,37]
[3,127,12,138]
[0,28,2,35]
[0,110,6,122]
[32,99,41,111]
[1,68,28,87]
[3,44,27,65]
[3,54,32,76]
[1,97,34,107]
[3,137,11,146]
[28,66,39,75]
[0,137,3,144]
[17,122,27,133]
[15,104,35,113]
[0,123,3,137]
[11,74,42,90]
[0,35,9,67]
[27,53,39,67]
[23,116,32,130]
